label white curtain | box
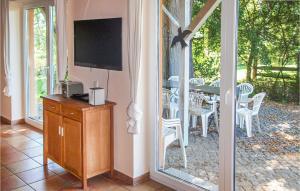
[1,0,11,97]
[126,0,143,134]
[55,0,68,81]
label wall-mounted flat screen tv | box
[74,18,122,71]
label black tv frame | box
[74,18,123,71]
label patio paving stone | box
[164,100,299,191]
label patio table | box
[163,81,220,95]
[193,85,220,95]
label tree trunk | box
[246,42,256,82]
[252,58,258,80]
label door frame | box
[23,0,55,129]
[150,0,238,190]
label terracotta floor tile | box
[1,129,20,138]
[124,180,166,191]
[1,174,26,191]
[47,162,67,175]
[29,175,71,191]
[1,166,13,179]
[59,172,82,185]
[21,129,43,140]
[22,146,43,157]
[35,137,43,144]
[3,135,31,143]
[8,140,41,150]
[11,185,35,191]
[89,175,121,190]
[16,166,55,184]
[1,143,19,156]
[10,124,31,131]
[31,155,54,165]
[1,150,29,165]
[0,124,12,130]
[6,158,41,173]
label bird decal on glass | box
[171,27,192,48]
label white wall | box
[66,0,134,177]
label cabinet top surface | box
[43,94,116,111]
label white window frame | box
[149,0,238,190]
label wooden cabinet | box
[62,117,82,177]
[43,95,115,189]
[44,110,62,164]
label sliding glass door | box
[154,1,298,191]
[158,0,222,189]
[152,0,237,190]
[24,2,57,127]
[235,1,300,190]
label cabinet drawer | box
[44,99,60,114]
[62,106,82,121]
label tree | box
[190,0,299,102]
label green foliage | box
[192,1,221,84]
[33,7,58,99]
[33,8,47,101]
[191,0,299,103]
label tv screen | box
[74,18,122,71]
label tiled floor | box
[1,123,173,191]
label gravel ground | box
[164,100,300,191]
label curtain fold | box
[55,0,67,81]
[1,0,11,97]
[126,0,143,134]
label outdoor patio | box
[163,100,300,191]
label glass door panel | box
[25,4,57,124]
[26,7,48,122]
[50,6,58,94]
[158,1,223,189]
[235,1,300,190]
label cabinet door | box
[62,117,82,177]
[44,111,62,164]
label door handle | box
[58,126,61,135]
[61,127,64,136]
[225,89,231,105]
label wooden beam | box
[185,0,221,41]
[256,66,298,72]
[162,5,180,27]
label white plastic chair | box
[168,75,179,104]
[162,88,171,118]
[237,83,254,108]
[162,88,179,118]
[210,79,220,101]
[189,92,219,137]
[168,75,179,82]
[210,79,220,87]
[236,83,254,125]
[161,118,187,169]
[189,78,205,86]
[237,92,266,137]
